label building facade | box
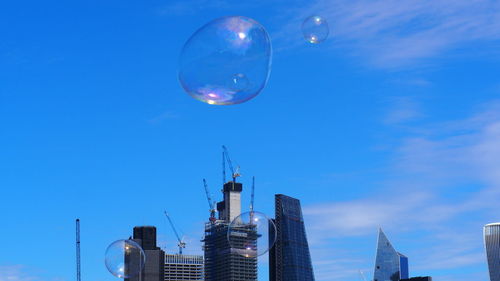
[269,194,315,281]
[126,226,165,281]
[373,228,409,281]
[203,181,257,281]
[164,254,203,280]
[484,223,500,281]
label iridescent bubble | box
[105,239,146,278]
[179,16,272,105]
[302,16,329,44]
[227,211,277,258]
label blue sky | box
[1,0,500,280]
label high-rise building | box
[164,254,204,281]
[484,223,500,281]
[126,226,165,281]
[203,181,257,281]
[401,277,432,281]
[269,194,315,281]
[373,228,409,281]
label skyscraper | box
[203,181,257,281]
[269,194,315,281]
[484,223,500,281]
[401,277,432,281]
[373,228,409,281]
[164,254,204,281]
[126,226,165,281]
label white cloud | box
[0,266,37,281]
[304,101,500,281]
[275,0,500,68]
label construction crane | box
[250,176,255,212]
[222,145,241,183]
[203,179,217,223]
[76,219,81,281]
[164,211,186,255]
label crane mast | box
[203,179,217,223]
[222,145,240,183]
[164,212,186,254]
[250,176,255,212]
[76,219,81,281]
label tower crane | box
[203,179,217,223]
[164,212,186,255]
[76,219,81,281]
[222,145,241,183]
[250,176,255,213]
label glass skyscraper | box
[269,194,315,281]
[373,228,409,281]
[484,223,500,281]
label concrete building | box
[164,254,203,280]
[126,226,165,281]
[269,194,315,281]
[485,223,500,281]
[203,181,257,281]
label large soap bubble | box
[105,239,146,278]
[227,211,277,258]
[302,16,329,44]
[179,16,272,105]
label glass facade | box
[270,194,315,281]
[373,228,409,281]
[484,223,500,281]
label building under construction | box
[202,165,258,281]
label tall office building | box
[484,223,500,281]
[269,194,315,281]
[126,226,165,281]
[373,228,409,281]
[203,181,258,281]
[164,254,204,280]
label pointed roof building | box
[373,228,409,281]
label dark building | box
[203,181,257,281]
[126,226,165,281]
[269,194,315,281]
[373,228,409,281]
[401,277,433,281]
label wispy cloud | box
[304,101,500,281]
[275,0,500,68]
[383,97,424,124]
[0,265,37,281]
[148,111,180,124]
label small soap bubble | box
[179,16,272,105]
[227,211,277,258]
[231,73,250,91]
[105,239,145,278]
[302,16,329,44]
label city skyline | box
[3,0,500,281]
